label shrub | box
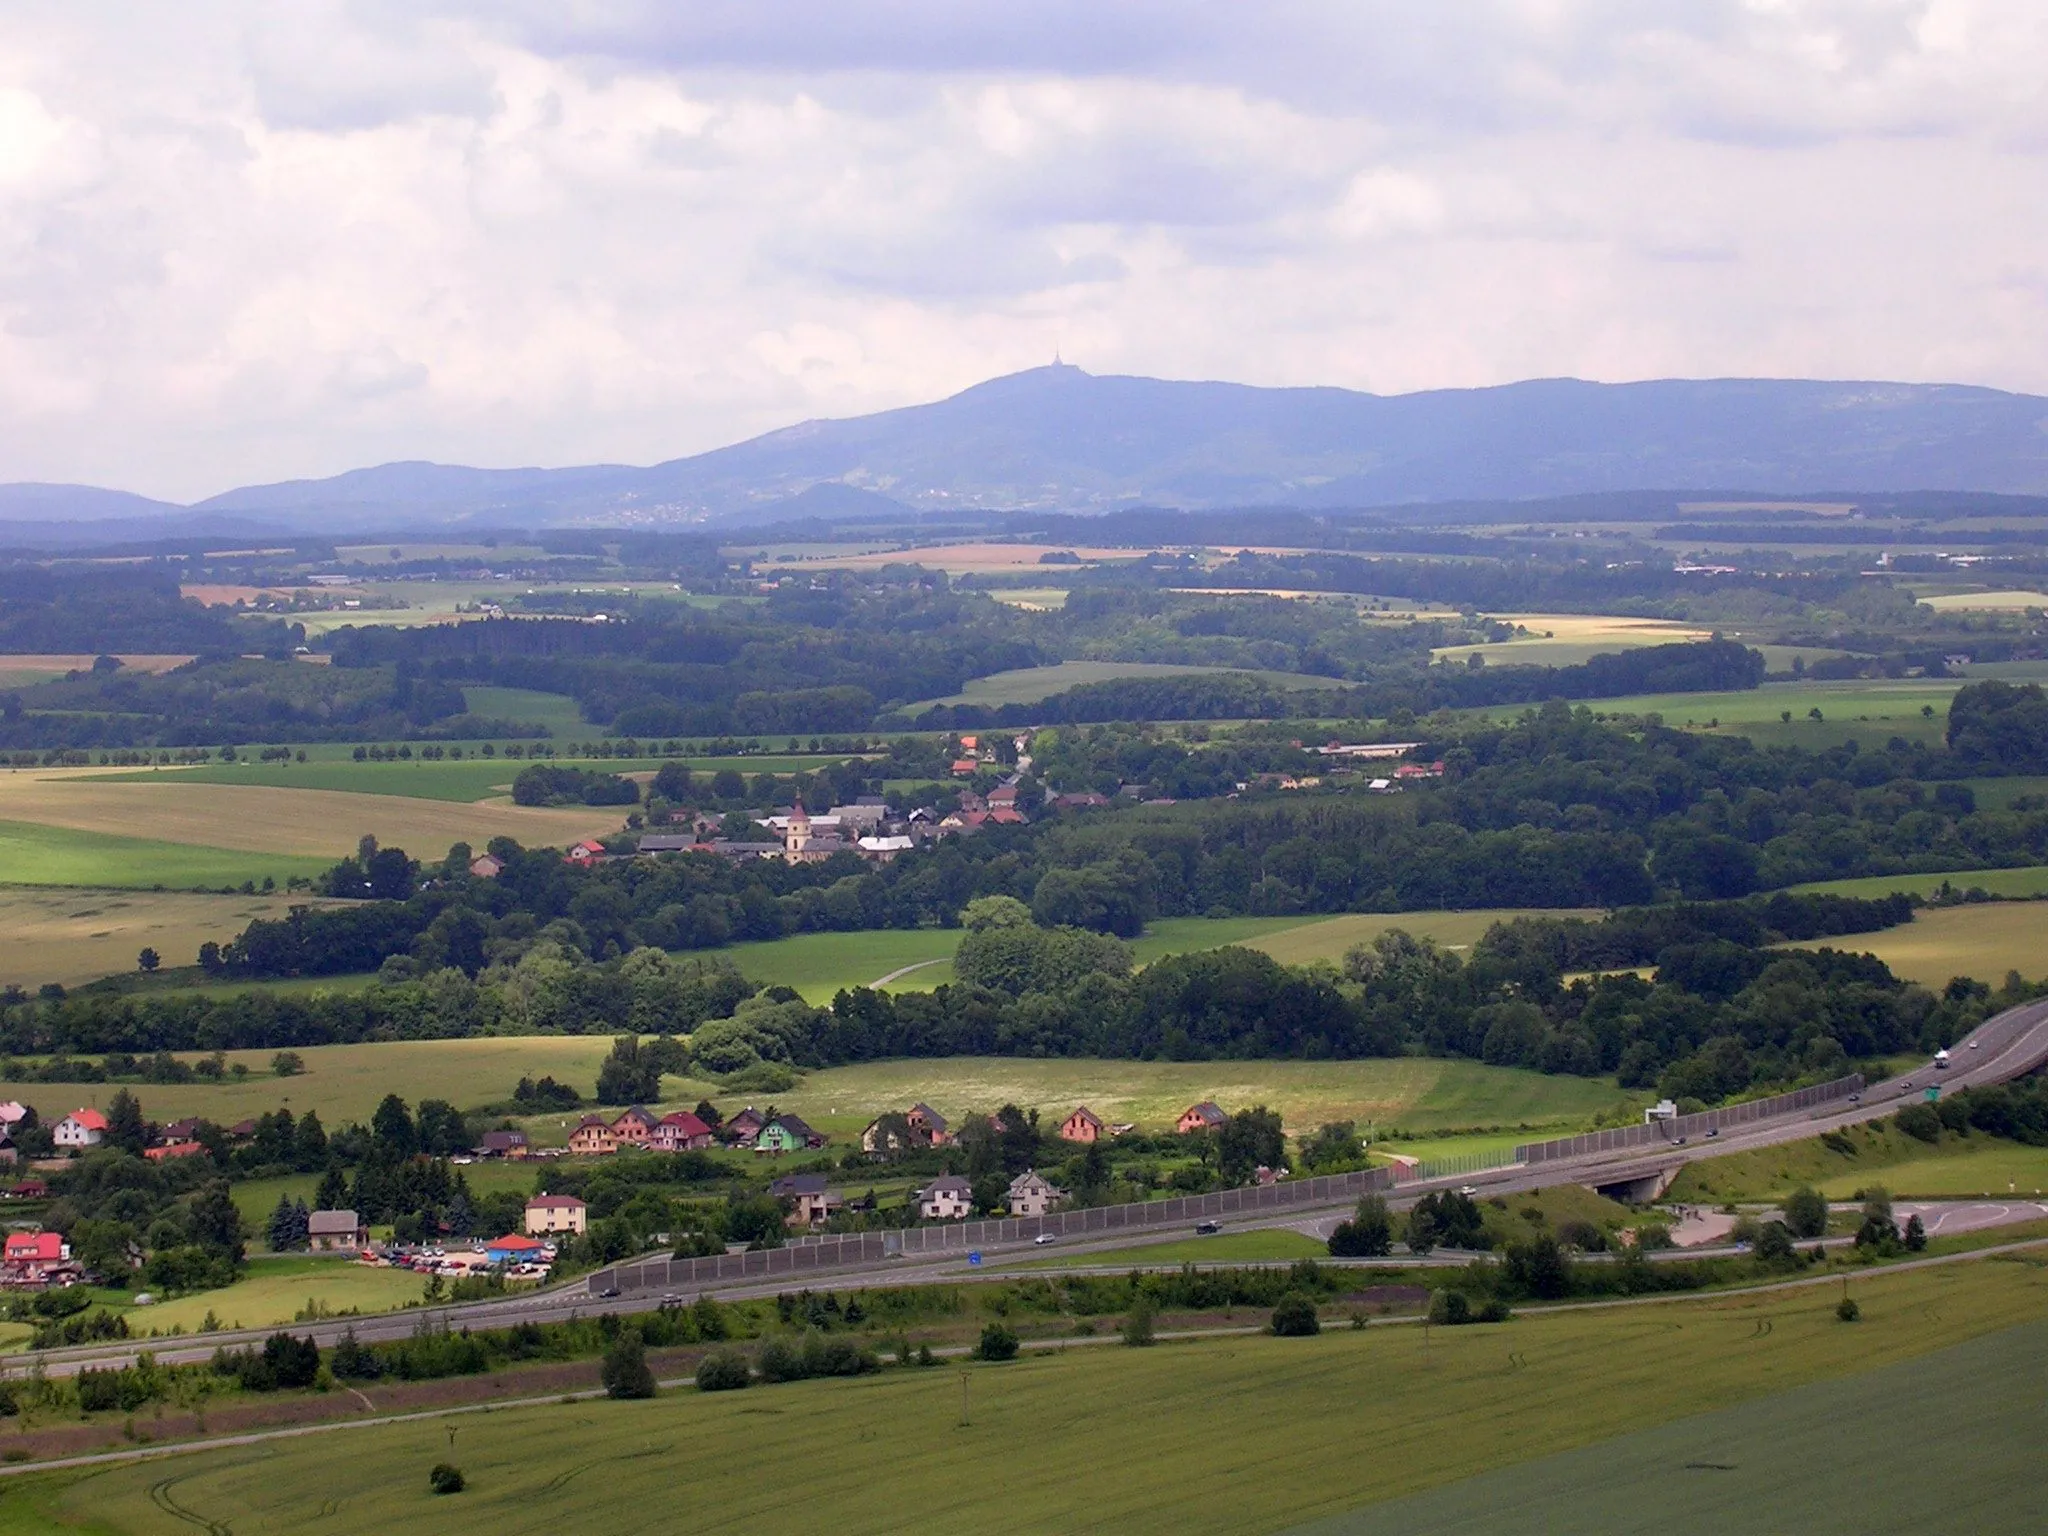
[1121,1300,1156,1347]
[1428,1289,1471,1327]
[429,1462,465,1495]
[1783,1186,1829,1240]
[1836,1296,1861,1322]
[600,1330,656,1400]
[1753,1220,1797,1263]
[975,1323,1020,1362]
[1270,1293,1321,1336]
[756,1338,805,1383]
[695,1351,751,1392]
[1894,1103,1941,1143]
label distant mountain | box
[10,368,2048,534]
[0,482,184,523]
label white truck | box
[1934,1048,1951,1070]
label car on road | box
[1195,1221,1221,1235]
[661,1293,681,1305]
[1849,1093,1861,1103]
[596,1286,620,1299]
[1033,1233,1057,1246]
[1706,1128,1719,1138]
[1971,1039,1982,1049]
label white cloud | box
[0,0,2042,499]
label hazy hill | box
[8,367,2048,530]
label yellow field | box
[751,542,1140,574]
[1787,902,2048,987]
[0,653,194,685]
[1431,612,1714,666]
[1919,590,2048,611]
[0,767,623,859]
[0,889,343,990]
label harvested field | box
[0,889,340,989]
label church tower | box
[784,796,811,860]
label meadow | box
[1462,677,1963,751]
[915,659,1337,710]
[109,1254,427,1338]
[0,889,337,990]
[1788,867,2048,899]
[0,817,333,893]
[1784,902,2048,986]
[3,1259,2041,1534]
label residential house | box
[651,1111,714,1152]
[754,1114,824,1154]
[307,1209,368,1252]
[1,1231,72,1285]
[609,1106,659,1147]
[987,807,1026,825]
[769,1173,843,1229]
[831,798,889,831]
[228,1119,258,1142]
[949,757,979,777]
[635,834,696,855]
[565,839,608,867]
[8,1179,47,1200]
[468,853,504,879]
[906,1103,950,1146]
[1007,1170,1066,1218]
[1058,1106,1105,1144]
[525,1194,588,1236]
[722,1107,767,1145]
[0,1103,30,1133]
[159,1118,202,1146]
[856,835,915,861]
[53,1108,107,1149]
[485,1233,550,1265]
[1055,791,1110,810]
[919,1174,974,1221]
[1176,1102,1228,1136]
[567,1116,617,1157]
[475,1129,531,1159]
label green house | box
[754,1115,823,1155]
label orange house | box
[1176,1102,1227,1135]
[567,1116,616,1156]
[1059,1106,1105,1144]
[609,1106,658,1147]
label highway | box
[13,996,2048,1379]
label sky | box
[0,0,2044,502]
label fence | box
[588,1164,1395,1298]
[1514,1074,1865,1167]
[1410,1148,1520,1181]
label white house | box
[1007,1169,1066,1218]
[53,1108,107,1149]
[919,1174,974,1221]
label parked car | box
[1033,1233,1057,1246]
[1195,1221,1221,1235]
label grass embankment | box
[1783,902,2048,986]
[3,1258,2042,1534]
[1667,1120,2048,1202]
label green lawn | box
[5,1260,2042,1534]
[461,686,589,736]
[720,929,966,1002]
[1666,1121,2048,1202]
[121,1255,429,1339]
[0,818,333,891]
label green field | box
[116,1255,428,1339]
[916,660,1339,710]
[1466,678,1961,751]
[1666,1120,2048,1201]
[460,686,589,736]
[4,1259,2041,1533]
[1788,868,2048,900]
[1785,902,2048,986]
[232,1165,540,1236]
[0,818,333,892]
[1961,775,2048,811]
[1307,1314,2048,1535]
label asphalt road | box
[15,997,2048,1379]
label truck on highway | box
[1935,1048,1951,1070]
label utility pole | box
[959,1369,971,1427]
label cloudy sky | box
[1,1,2044,501]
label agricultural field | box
[1919,589,2048,611]
[0,766,624,861]
[1960,775,2048,811]
[3,1260,2040,1534]
[1311,1312,2048,1536]
[0,817,332,893]
[1224,910,1596,967]
[0,889,335,990]
[915,660,1336,710]
[1464,677,1962,751]
[1788,868,2048,900]
[0,653,194,687]
[1666,1119,2048,1203]
[742,541,1142,575]
[1784,903,2048,986]
[986,587,1070,610]
[1430,612,1713,667]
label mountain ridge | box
[7,366,2048,530]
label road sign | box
[967,1251,982,1267]
[1925,1087,1941,1102]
